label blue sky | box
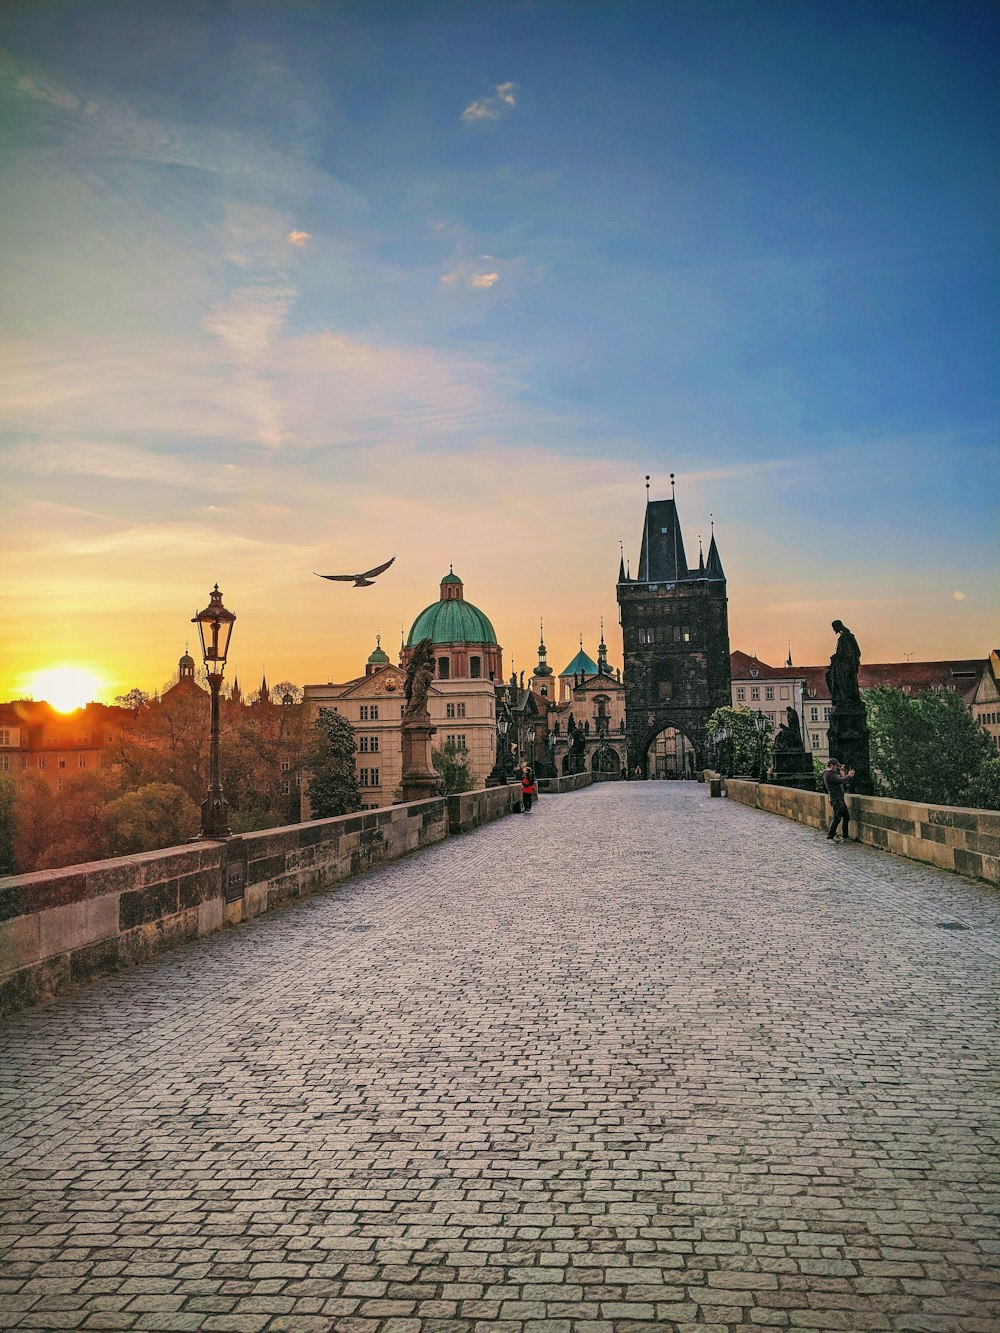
[1,0,997,698]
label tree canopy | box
[433,739,475,795]
[305,708,361,818]
[706,706,773,776]
[866,686,995,806]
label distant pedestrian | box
[823,759,855,842]
[520,766,537,813]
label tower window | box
[437,657,450,680]
[470,656,481,678]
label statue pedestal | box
[828,703,872,794]
[400,719,442,802]
[770,748,814,790]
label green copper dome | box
[407,599,497,647]
[367,637,390,666]
[561,648,600,676]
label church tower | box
[616,477,731,774]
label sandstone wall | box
[1,788,523,1016]
[725,779,999,887]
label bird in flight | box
[314,555,396,588]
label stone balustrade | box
[0,785,520,1016]
[725,778,999,886]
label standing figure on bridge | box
[823,758,855,842]
[520,766,537,813]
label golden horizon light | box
[23,665,110,713]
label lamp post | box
[753,710,769,781]
[525,722,536,772]
[191,583,236,838]
[714,725,731,777]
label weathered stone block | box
[119,880,180,931]
[139,848,202,885]
[247,853,287,886]
[0,883,24,924]
[21,871,89,914]
[39,895,119,959]
[0,912,41,975]
[0,953,70,1015]
[918,822,948,844]
[70,934,122,984]
[178,867,222,909]
[953,848,985,879]
[198,896,224,936]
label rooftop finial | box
[579,631,584,649]
[449,560,453,574]
[376,633,381,648]
[645,474,650,498]
[710,511,715,534]
[670,471,676,500]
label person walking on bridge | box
[823,758,855,842]
[520,766,537,813]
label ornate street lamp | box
[191,583,236,838]
[486,706,512,787]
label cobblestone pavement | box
[2,783,999,1333]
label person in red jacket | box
[520,766,537,813]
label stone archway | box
[591,745,621,775]
[645,725,697,779]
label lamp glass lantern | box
[192,584,236,677]
[497,714,510,738]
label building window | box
[280,758,290,772]
[0,729,10,746]
[281,779,290,795]
[810,707,818,722]
[765,687,774,701]
[683,626,690,643]
[446,734,467,750]
[446,702,456,718]
[79,755,86,769]
[811,734,820,749]
[823,707,831,721]
[751,687,760,702]
[360,705,369,721]
[0,755,8,771]
[358,767,380,787]
[37,756,45,770]
[370,705,379,720]
[58,755,66,769]
[437,657,450,680]
[456,702,465,718]
[639,627,656,646]
[470,656,482,678]
[359,735,369,753]
[57,777,64,791]
[369,735,379,753]
[736,687,745,702]
[674,626,681,642]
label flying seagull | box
[314,555,396,588]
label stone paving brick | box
[2,783,999,1333]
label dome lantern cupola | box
[440,564,464,602]
[366,634,391,675]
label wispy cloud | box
[288,230,311,248]
[461,81,518,124]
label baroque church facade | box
[616,487,731,775]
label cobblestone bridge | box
[2,783,998,1333]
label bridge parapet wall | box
[725,779,1000,887]
[537,773,594,794]
[1,789,522,1016]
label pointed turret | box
[533,619,553,679]
[255,670,270,705]
[231,674,242,706]
[618,540,627,584]
[597,617,609,675]
[637,478,689,582]
[705,533,725,580]
[698,535,705,576]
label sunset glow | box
[25,666,108,713]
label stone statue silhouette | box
[773,705,804,753]
[403,638,436,718]
[826,620,862,705]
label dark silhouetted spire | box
[637,492,689,581]
[705,521,725,580]
[618,540,626,583]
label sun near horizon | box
[22,665,110,713]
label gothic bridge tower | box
[616,479,731,775]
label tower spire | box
[618,539,626,584]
